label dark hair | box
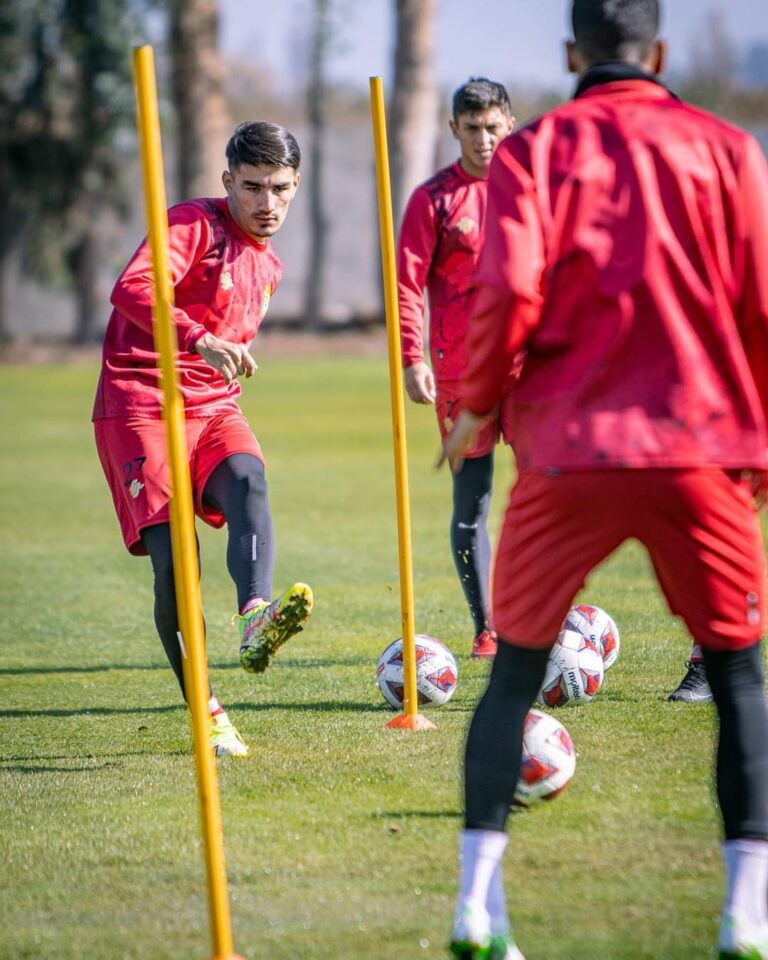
[572,0,660,62]
[452,77,512,120]
[225,121,301,171]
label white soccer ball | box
[376,635,458,710]
[563,603,620,670]
[513,708,577,808]
[538,628,604,707]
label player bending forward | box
[397,78,514,659]
[93,122,313,758]
[443,1,768,958]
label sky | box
[219,0,768,94]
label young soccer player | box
[441,2,768,957]
[397,78,515,659]
[93,121,313,758]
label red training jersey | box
[93,197,281,419]
[463,78,768,471]
[397,161,487,381]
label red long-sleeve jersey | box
[463,78,768,471]
[397,161,487,381]
[93,197,281,419]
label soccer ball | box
[376,635,458,710]
[513,708,577,808]
[563,603,620,670]
[538,628,604,707]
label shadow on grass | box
[228,699,380,714]
[0,749,189,770]
[370,810,461,820]
[0,655,371,677]
[0,704,184,718]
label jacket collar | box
[574,61,676,99]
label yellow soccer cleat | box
[237,582,313,674]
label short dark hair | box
[452,78,512,121]
[572,0,660,62]
[225,121,301,171]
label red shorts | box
[94,410,263,555]
[493,468,765,652]
[436,381,510,458]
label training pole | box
[369,76,435,732]
[132,46,244,960]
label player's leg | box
[451,452,496,658]
[200,449,312,674]
[451,471,627,958]
[141,523,248,758]
[668,642,712,703]
[642,469,768,958]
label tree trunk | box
[389,0,438,231]
[169,0,231,199]
[303,0,330,330]
[70,217,99,344]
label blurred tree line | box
[2,0,768,345]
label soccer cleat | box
[209,712,248,758]
[718,915,768,959]
[490,934,526,960]
[238,582,313,674]
[450,902,493,959]
[667,659,713,703]
[471,630,498,660]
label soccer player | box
[93,122,313,759]
[441,2,768,958]
[397,78,515,659]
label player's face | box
[450,106,514,178]
[222,163,300,240]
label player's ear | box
[565,40,582,75]
[649,39,667,75]
[449,118,459,140]
[222,169,233,193]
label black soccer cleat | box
[667,659,713,703]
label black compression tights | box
[464,640,551,830]
[141,453,275,699]
[702,643,768,840]
[451,452,494,636]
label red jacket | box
[397,161,487,381]
[93,197,281,419]
[463,77,768,471]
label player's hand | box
[195,332,258,384]
[436,409,485,474]
[404,362,436,405]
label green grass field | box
[0,352,752,959]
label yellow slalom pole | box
[369,76,435,732]
[132,46,244,960]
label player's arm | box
[442,139,546,471]
[397,186,437,404]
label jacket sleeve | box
[109,204,213,353]
[736,134,768,427]
[462,138,546,416]
[397,185,437,368]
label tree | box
[168,0,231,199]
[389,0,438,231]
[1,0,137,343]
[303,0,331,329]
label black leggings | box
[464,640,768,842]
[141,453,274,699]
[451,452,493,636]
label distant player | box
[397,78,514,659]
[93,122,313,758]
[441,2,768,958]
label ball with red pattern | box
[563,603,620,670]
[376,634,458,710]
[537,628,604,707]
[513,708,577,808]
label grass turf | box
[0,355,754,959]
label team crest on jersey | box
[456,217,476,234]
[220,270,234,291]
[261,285,272,319]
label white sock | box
[458,829,509,909]
[208,694,223,717]
[724,839,768,929]
[486,860,510,937]
[690,644,704,662]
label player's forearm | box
[462,287,540,416]
[110,277,206,352]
